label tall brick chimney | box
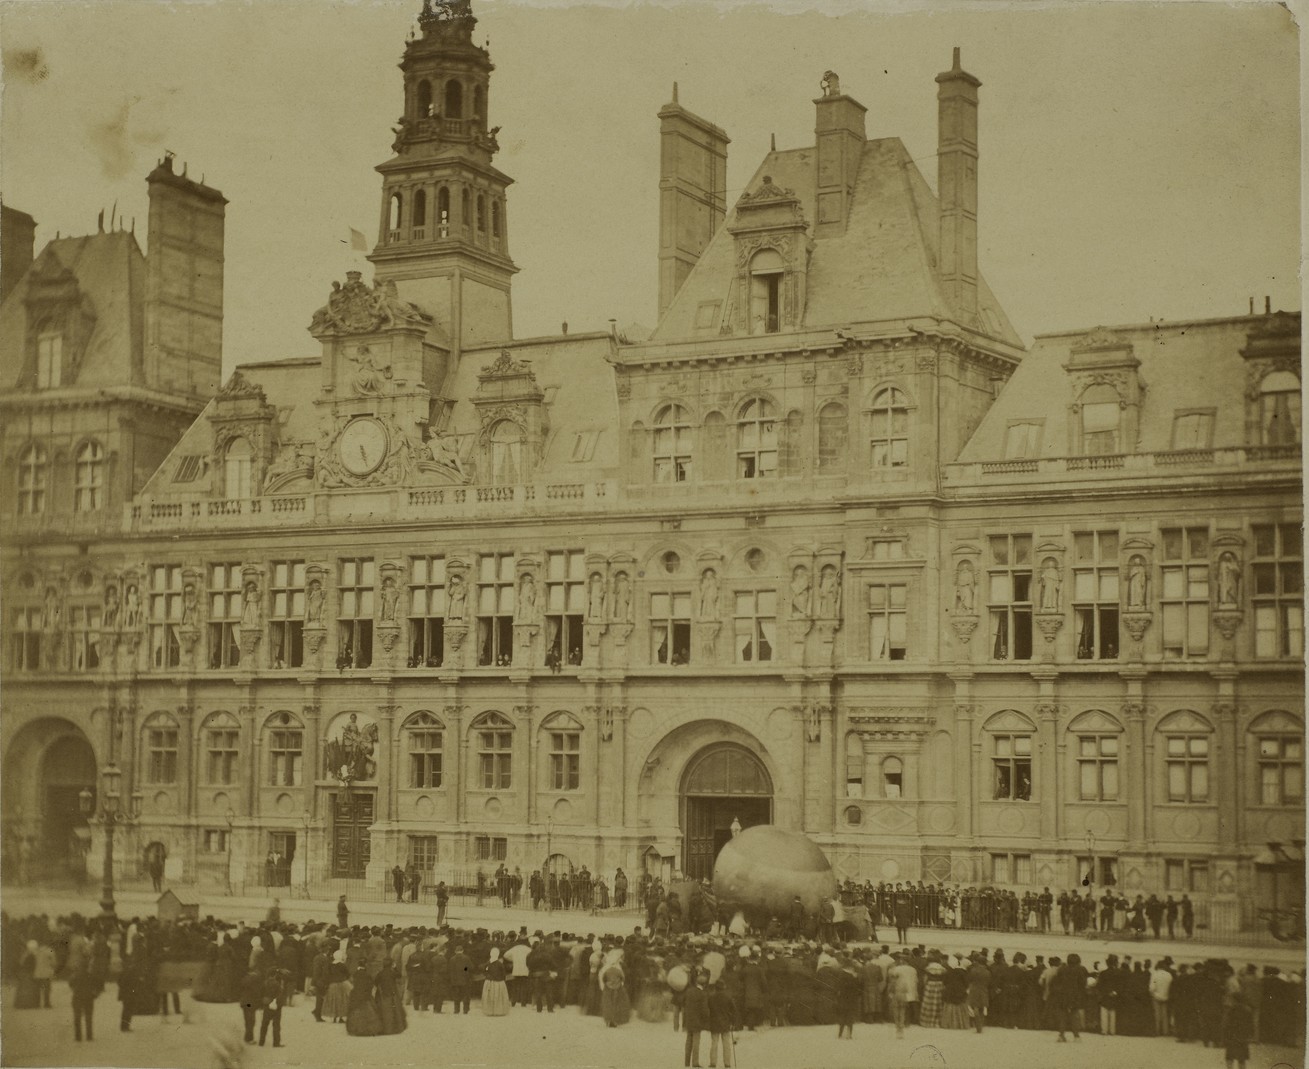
[1,204,37,307]
[657,84,729,320]
[936,48,981,322]
[144,152,226,397]
[813,70,866,237]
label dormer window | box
[1079,384,1120,454]
[489,420,523,483]
[74,441,105,512]
[1259,370,1301,445]
[224,437,253,499]
[749,249,784,335]
[36,332,62,389]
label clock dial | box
[338,418,389,476]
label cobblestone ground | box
[2,982,1304,1069]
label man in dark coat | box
[391,865,406,904]
[527,938,555,1012]
[893,891,913,945]
[448,944,474,1014]
[683,969,711,1068]
[310,945,331,1022]
[258,966,288,1047]
[1051,952,1088,1041]
[238,967,264,1044]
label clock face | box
[338,418,389,476]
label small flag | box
[349,228,369,252]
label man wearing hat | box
[682,968,711,1068]
[886,952,918,1038]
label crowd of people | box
[4,897,1304,1067]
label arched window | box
[474,711,513,789]
[224,437,253,499]
[472,84,485,121]
[1068,711,1123,802]
[406,711,444,788]
[416,79,432,118]
[870,388,909,469]
[1250,711,1304,806]
[748,248,784,334]
[142,712,179,785]
[653,403,691,483]
[388,192,403,233]
[1259,370,1301,445]
[1079,383,1121,455]
[881,756,904,799]
[17,443,47,515]
[491,200,501,240]
[985,711,1036,801]
[437,187,451,237]
[1156,710,1213,804]
[736,397,777,479]
[817,402,847,472]
[74,440,105,512]
[476,194,487,233]
[489,420,523,483]
[444,78,463,118]
[461,188,471,230]
[412,189,427,229]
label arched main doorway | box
[680,743,772,881]
[3,719,97,880]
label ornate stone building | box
[2,3,1302,932]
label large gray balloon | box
[712,825,837,924]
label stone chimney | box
[657,84,729,320]
[1,204,37,307]
[813,70,866,236]
[936,48,981,322]
[144,152,227,397]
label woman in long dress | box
[920,962,946,1027]
[584,942,603,1016]
[481,948,510,1016]
[345,963,381,1035]
[321,952,352,1024]
[600,952,631,1027]
[375,960,407,1034]
[941,959,970,1029]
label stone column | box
[1033,666,1060,841]
[445,703,466,826]
[1120,669,1148,851]
[949,672,975,842]
[517,703,537,825]
[1212,675,1239,850]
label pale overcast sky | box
[1,0,1300,372]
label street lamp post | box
[545,817,554,913]
[224,808,236,895]
[1085,831,1096,931]
[301,810,311,899]
[78,764,143,921]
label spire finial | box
[672,81,679,104]
[952,46,961,70]
[770,132,776,151]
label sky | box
[0,0,1300,373]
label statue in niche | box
[1038,557,1061,612]
[240,580,262,628]
[379,575,400,622]
[122,585,142,630]
[447,574,467,620]
[790,565,811,618]
[305,579,325,623]
[518,573,537,621]
[954,560,976,614]
[698,568,720,619]
[102,584,120,630]
[346,344,392,397]
[587,572,606,622]
[324,712,379,783]
[41,586,60,631]
[612,572,631,622]
[1126,555,1148,610]
[181,583,199,627]
[1217,552,1241,608]
[817,565,840,619]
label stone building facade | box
[1,2,1301,932]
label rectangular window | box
[550,731,581,791]
[408,835,439,875]
[146,728,179,784]
[478,727,512,789]
[268,560,305,670]
[1077,734,1120,801]
[409,555,446,668]
[992,734,1033,800]
[207,563,243,669]
[337,558,374,669]
[990,853,1010,885]
[206,729,239,785]
[409,727,444,788]
[10,607,41,671]
[269,729,303,786]
[651,591,692,665]
[988,534,1033,661]
[1252,523,1304,659]
[868,539,906,561]
[474,835,508,861]
[1003,421,1043,460]
[1258,735,1304,805]
[733,589,777,663]
[149,565,184,670]
[988,853,1032,884]
[202,829,230,853]
[1165,734,1210,802]
[36,333,62,389]
[67,605,102,672]
[867,583,907,661]
[1165,858,1209,893]
[1072,530,1120,660]
[1171,411,1215,450]
[476,553,515,667]
[545,550,585,668]
[1161,527,1210,659]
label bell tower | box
[369,0,517,351]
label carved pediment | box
[1158,709,1213,734]
[1067,709,1123,735]
[982,709,1037,733]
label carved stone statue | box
[586,572,606,622]
[1038,557,1061,612]
[790,564,811,618]
[324,712,379,783]
[240,581,262,628]
[346,344,392,397]
[305,579,325,623]
[817,565,840,619]
[1218,552,1241,607]
[308,271,434,335]
[447,574,467,620]
[102,584,120,630]
[122,584,142,630]
[1126,556,1148,610]
[426,431,467,477]
[41,586,60,632]
[379,575,400,622]
[954,560,976,614]
[821,70,841,96]
[698,568,720,619]
[518,573,537,621]
[612,571,631,622]
[181,583,199,626]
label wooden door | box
[331,791,374,878]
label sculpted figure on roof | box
[309,271,434,335]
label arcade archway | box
[680,743,772,881]
[3,718,98,880]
